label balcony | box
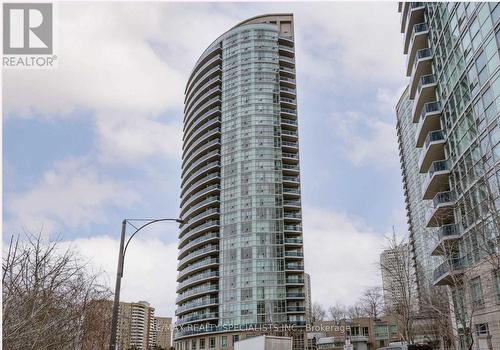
[279,55,295,67]
[282,141,298,151]
[408,47,432,88]
[284,224,302,233]
[283,177,300,186]
[433,257,467,286]
[285,250,304,259]
[431,224,460,256]
[176,297,218,315]
[426,190,456,227]
[412,74,437,122]
[407,22,429,64]
[418,130,446,173]
[178,232,219,258]
[280,97,297,109]
[281,107,297,118]
[283,199,301,208]
[280,77,296,89]
[422,160,450,200]
[415,101,442,148]
[284,212,301,221]
[177,257,219,280]
[279,65,295,78]
[283,187,300,197]
[176,312,218,326]
[285,263,304,271]
[284,238,303,245]
[280,86,296,98]
[176,270,219,293]
[179,219,220,242]
[278,45,295,57]
[286,276,305,285]
[282,152,299,164]
[402,3,425,44]
[286,292,305,299]
[287,306,306,313]
[176,284,218,304]
[178,245,219,270]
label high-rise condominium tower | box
[176,14,306,350]
[397,3,500,349]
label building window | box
[475,323,489,336]
[469,277,485,308]
[200,339,205,349]
[192,339,197,350]
[232,335,240,345]
[221,336,227,348]
[209,337,215,349]
[494,269,500,301]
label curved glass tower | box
[176,14,306,350]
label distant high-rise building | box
[155,317,173,350]
[84,300,159,350]
[304,273,312,323]
[380,244,418,313]
[397,2,500,349]
[176,13,306,350]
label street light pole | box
[108,218,182,350]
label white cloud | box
[95,113,182,163]
[303,207,386,307]
[6,158,141,233]
[330,111,399,168]
[67,235,178,318]
[292,2,404,86]
[3,3,184,117]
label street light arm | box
[123,218,183,260]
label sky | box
[3,2,407,318]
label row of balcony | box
[178,244,219,270]
[176,297,218,316]
[176,270,219,293]
[177,257,219,280]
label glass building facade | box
[398,3,500,349]
[176,14,305,350]
[396,86,442,301]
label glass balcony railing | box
[283,177,300,183]
[285,251,304,257]
[282,130,298,137]
[437,223,459,240]
[412,22,429,36]
[416,74,437,96]
[284,224,302,231]
[423,129,446,149]
[283,188,300,194]
[428,159,449,177]
[413,48,432,70]
[281,118,298,126]
[419,101,442,121]
[280,76,295,83]
[176,270,219,292]
[286,292,305,298]
[284,238,303,244]
[285,263,304,270]
[432,190,456,208]
[433,256,467,282]
[282,107,297,115]
[283,152,299,159]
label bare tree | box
[359,286,383,319]
[311,302,327,322]
[2,233,110,350]
[328,303,347,323]
[346,303,365,319]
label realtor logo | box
[3,3,53,55]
